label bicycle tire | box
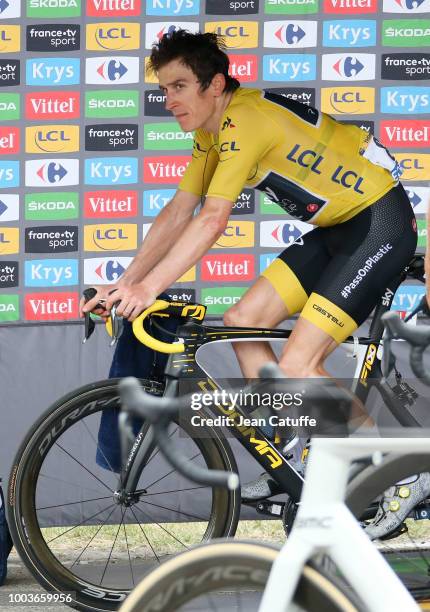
[346,452,430,601]
[119,540,366,612]
[7,379,240,612]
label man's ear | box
[211,73,226,96]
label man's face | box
[158,59,218,132]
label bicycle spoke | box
[145,426,179,467]
[135,485,208,497]
[122,512,136,588]
[138,498,208,522]
[36,495,113,512]
[70,505,117,568]
[133,503,190,551]
[55,442,114,493]
[39,472,115,494]
[80,413,120,478]
[44,502,118,544]
[100,507,125,585]
[128,506,161,564]
[144,452,201,491]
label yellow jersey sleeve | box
[178,129,218,197]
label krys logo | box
[25,125,79,154]
[0,295,19,322]
[213,221,254,248]
[0,26,20,53]
[380,87,430,114]
[0,0,21,18]
[201,287,247,315]
[85,90,139,118]
[26,91,80,120]
[321,87,375,114]
[0,161,19,188]
[25,259,79,287]
[83,256,132,284]
[396,154,430,181]
[143,156,191,183]
[26,25,80,52]
[86,57,139,85]
[144,123,193,150]
[25,159,79,187]
[27,0,81,18]
[382,20,430,47]
[25,226,78,253]
[0,261,18,288]
[260,220,312,247]
[201,254,255,281]
[0,60,20,87]
[84,190,138,218]
[86,23,140,52]
[322,54,375,80]
[228,54,258,82]
[323,0,377,13]
[24,292,79,322]
[0,93,20,121]
[0,127,20,155]
[379,120,430,148]
[25,192,79,220]
[263,21,317,48]
[0,194,19,222]
[85,125,138,151]
[206,0,259,14]
[323,20,376,48]
[264,0,319,16]
[381,54,430,80]
[205,22,259,49]
[26,58,80,86]
[263,54,316,81]
[145,22,199,49]
[0,227,19,255]
[84,224,137,251]
[143,189,175,216]
[85,157,138,185]
[405,186,430,214]
[87,0,141,16]
[146,0,200,17]
[383,0,430,13]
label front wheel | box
[8,379,240,612]
[120,540,365,612]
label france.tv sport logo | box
[86,23,140,51]
[26,25,80,52]
[263,21,317,48]
[86,57,139,85]
[25,159,79,187]
[26,58,80,86]
[322,20,376,47]
[263,55,316,81]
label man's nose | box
[165,92,177,111]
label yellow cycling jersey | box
[179,87,398,227]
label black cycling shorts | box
[262,184,417,343]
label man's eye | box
[175,84,183,90]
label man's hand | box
[105,283,157,321]
[80,285,119,318]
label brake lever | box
[108,304,124,346]
[83,287,98,344]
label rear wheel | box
[8,379,240,611]
[119,540,365,612]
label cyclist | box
[81,30,423,529]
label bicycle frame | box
[259,437,425,611]
[119,258,423,506]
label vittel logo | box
[84,190,138,217]
[201,254,255,281]
[323,20,376,47]
[26,92,80,120]
[0,128,20,155]
[146,0,200,16]
[380,120,430,148]
[145,22,199,48]
[25,292,79,321]
[143,156,191,183]
[263,21,318,48]
[228,55,258,81]
[324,0,377,12]
[86,0,141,15]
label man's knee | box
[224,302,260,328]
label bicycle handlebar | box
[382,309,430,385]
[118,377,240,491]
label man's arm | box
[426,199,430,307]
[81,189,200,315]
[105,196,234,320]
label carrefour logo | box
[25,259,79,287]
[145,22,199,48]
[323,20,376,47]
[263,21,317,48]
[321,87,375,114]
[263,54,316,80]
[26,58,80,86]
[0,194,19,222]
[143,189,175,216]
[86,57,139,85]
[405,186,430,214]
[205,22,259,48]
[382,20,430,46]
[25,159,79,187]
[383,0,430,13]
[0,0,20,18]
[144,123,193,150]
[380,87,430,114]
[259,220,312,247]
[146,0,200,15]
[86,23,140,51]
[84,256,132,284]
[322,54,375,80]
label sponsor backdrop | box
[0,0,428,325]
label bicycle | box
[117,310,430,612]
[7,254,429,611]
